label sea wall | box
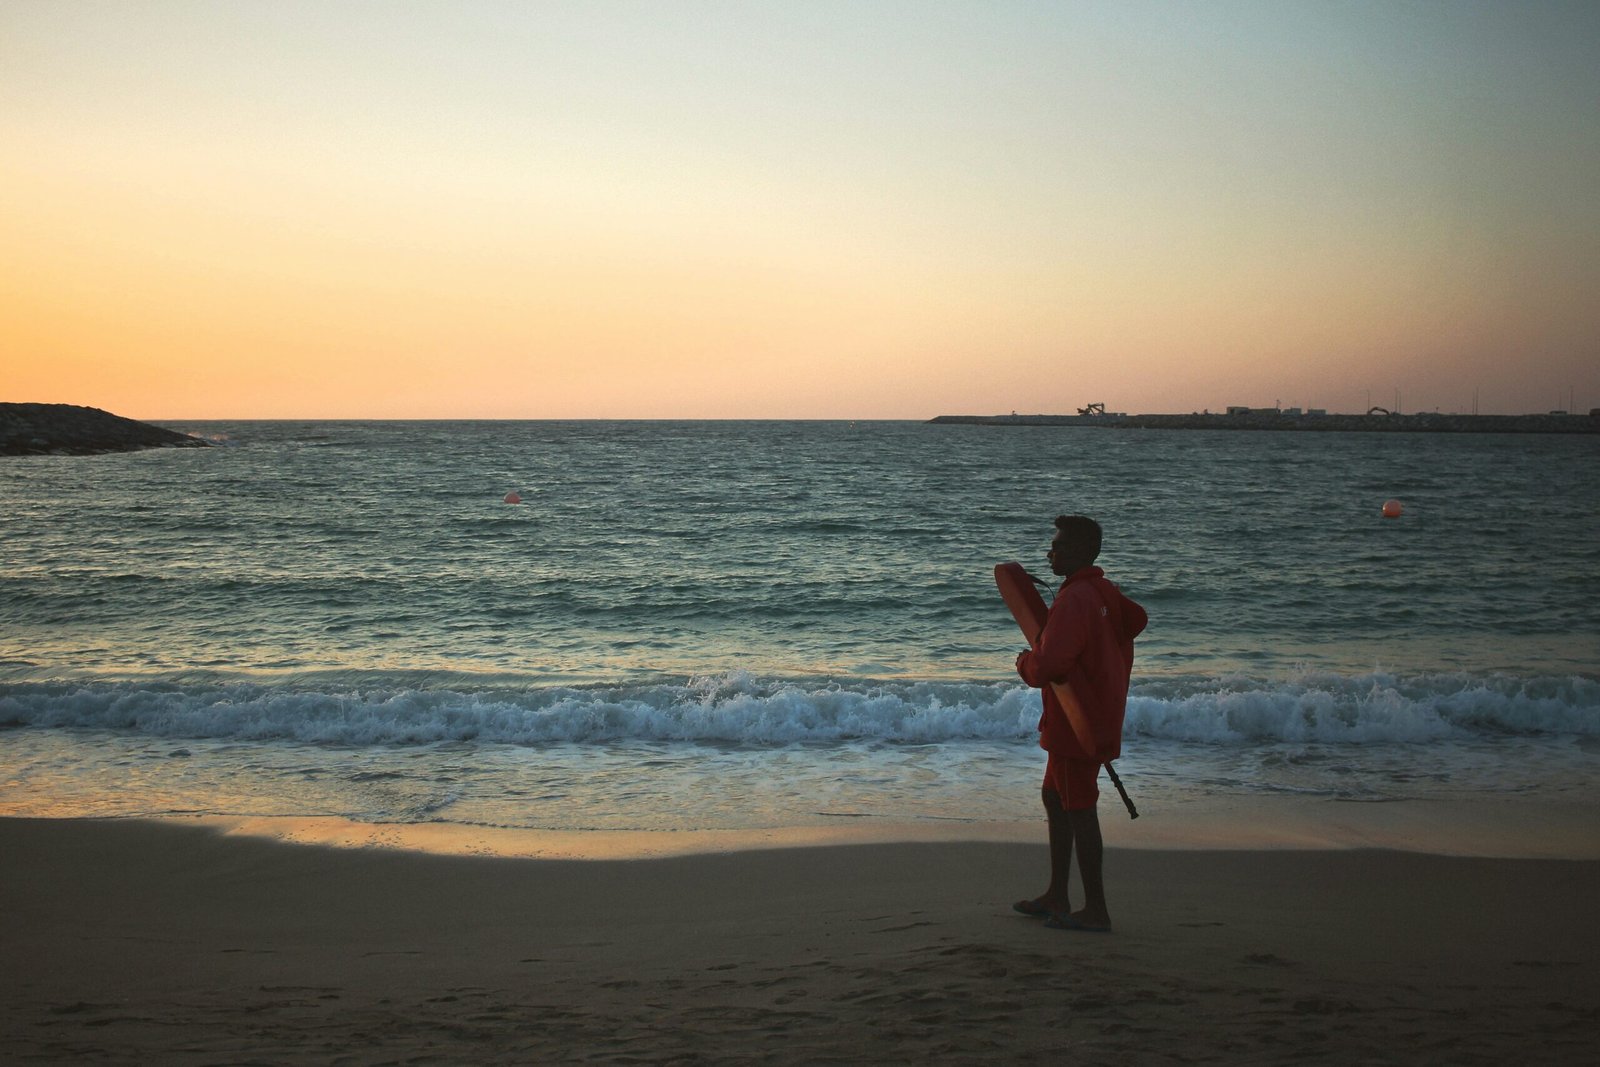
[0,403,209,456]
[929,412,1600,434]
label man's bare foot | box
[1043,909,1112,932]
[1012,896,1068,917]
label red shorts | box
[1044,753,1100,811]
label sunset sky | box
[5,0,1598,419]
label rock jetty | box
[0,403,210,456]
[929,411,1600,434]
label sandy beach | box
[3,817,1595,1064]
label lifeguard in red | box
[1012,514,1146,934]
[1017,563,1148,807]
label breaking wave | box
[2,670,1595,747]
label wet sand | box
[3,817,1596,1064]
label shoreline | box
[5,815,1595,1063]
[8,783,1595,861]
[18,801,1598,859]
[181,798,1600,861]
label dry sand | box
[3,817,1596,1064]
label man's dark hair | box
[1053,514,1102,563]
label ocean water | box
[2,421,1597,853]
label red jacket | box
[1016,566,1148,761]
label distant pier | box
[929,411,1600,434]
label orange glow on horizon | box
[5,3,1597,418]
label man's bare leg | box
[1017,786,1074,915]
[1064,805,1111,930]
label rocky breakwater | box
[1,403,210,456]
[1119,411,1599,433]
[931,411,1600,433]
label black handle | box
[1104,761,1139,819]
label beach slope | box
[3,818,1595,1064]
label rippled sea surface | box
[3,421,1597,847]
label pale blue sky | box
[6,1,1597,416]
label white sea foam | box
[2,670,1594,747]
[1128,670,1600,743]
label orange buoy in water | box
[504,491,522,505]
[1382,499,1403,518]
